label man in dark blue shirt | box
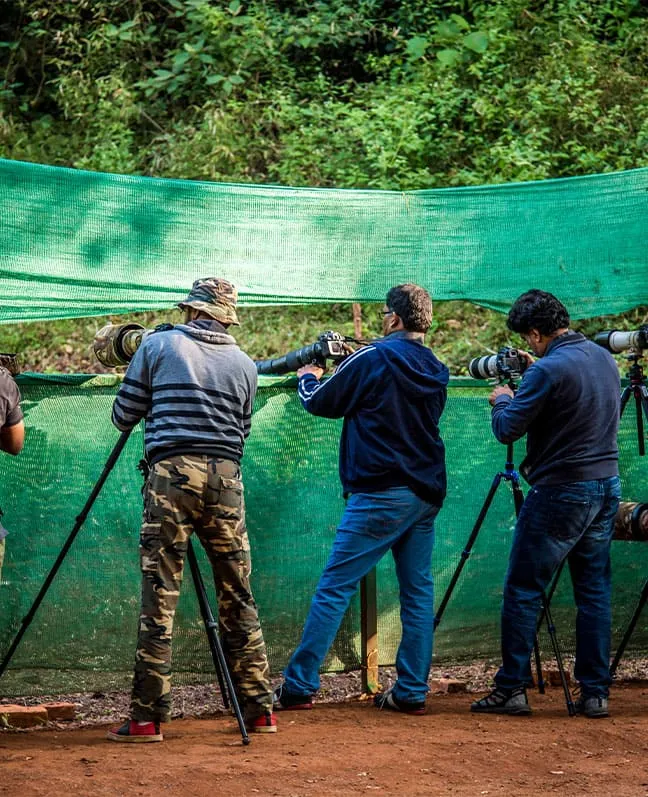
[274,283,448,715]
[472,290,621,719]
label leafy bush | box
[2,1,647,187]
[1,1,646,372]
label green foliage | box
[3,302,646,377]
[0,1,646,372]
[1,1,647,186]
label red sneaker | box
[106,720,163,743]
[246,711,277,734]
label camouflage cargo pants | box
[131,454,272,723]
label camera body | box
[468,347,528,381]
[312,331,349,363]
[594,325,648,354]
[255,331,350,376]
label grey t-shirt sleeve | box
[0,370,23,428]
[0,370,21,540]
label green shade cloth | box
[0,375,645,696]
[1,158,646,322]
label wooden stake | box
[360,570,379,694]
[352,303,363,339]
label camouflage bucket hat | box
[178,278,240,325]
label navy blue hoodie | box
[297,331,449,506]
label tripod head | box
[623,350,646,386]
[619,349,648,456]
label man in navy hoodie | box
[471,290,621,719]
[274,283,449,715]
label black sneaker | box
[373,688,426,715]
[470,687,531,715]
[574,694,609,718]
[272,683,314,711]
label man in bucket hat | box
[178,277,241,326]
[107,278,276,742]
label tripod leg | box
[0,429,132,680]
[535,559,567,635]
[634,388,645,456]
[532,559,568,695]
[541,593,576,716]
[638,387,648,457]
[186,540,250,745]
[434,473,503,629]
[544,560,566,609]
[511,479,524,517]
[610,578,648,678]
[509,476,545,694]
[187,542,230,710]
[619,386,631,417]
[532,637,545,695]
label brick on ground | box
[530,670,572,687]
[430,678,467,694]
[43,702,77,721]
[0,705,49,728]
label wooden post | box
[355,300,377,693]
[360,569,379,694]
[352,303,363,339]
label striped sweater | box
[112,320,257,464]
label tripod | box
[539,355,648,678]
[434,438,576,715]
[606,353,648,673]
[0,429,250,745]
[620,352,648,456]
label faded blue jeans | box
[284,487,440,703]
[495,476,621,696]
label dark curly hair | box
[506,289,570,336]
[386,283,433,333]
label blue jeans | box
[284,487,440,703]
[495,476,621,696]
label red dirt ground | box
[1,686,648,797]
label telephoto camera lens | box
[94,323,148,367]
[468,348,528,380]
[468,354,499,379]
[614,502,648,541]
[594,325,648,353]
[254,331,348,375]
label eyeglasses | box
[382,309,394,316]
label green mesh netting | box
[0,375,645,696]
[1,158,647,322]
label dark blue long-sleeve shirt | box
[491,331,620,485]
[297,331,449,506]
